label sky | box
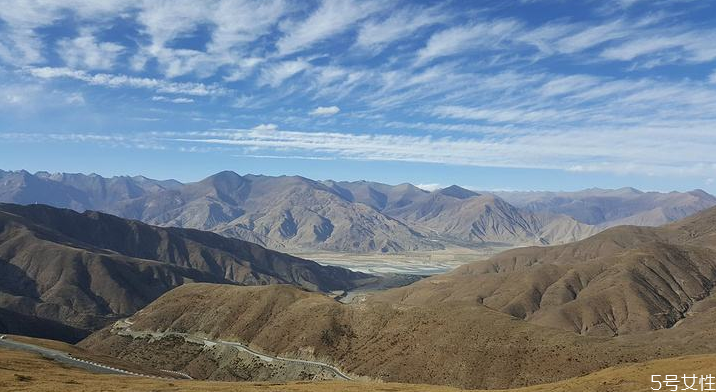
[1,0,715,192]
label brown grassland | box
[1,346,715,392]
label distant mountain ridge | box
[1,169,714,253]
[494,187,716,228]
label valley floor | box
[295,247,507,275]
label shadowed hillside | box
[0,203,370,341]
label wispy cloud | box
[151,95,194,103]
[415,20,521,65]
[0,1,129,66]
[310,106,340,116]
[416,183,441,191]
[156,126,716,177]
[252,123,279,131]
[3,121,715,178]
[57,29,124,70]
[26,67,228,96]
[355,5,447,53]
[276,0,383,56]
[258,59,312,87]
[1,0,716,187]
[132,0,287,77]
[600,30,716,66]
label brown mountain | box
[6,339,716,392]
[2,169,714,252]
[77,207,716,389]
[330,181,599,246]
[81,280,716,389]
[0,203,370,342]
[380,206,716,336]
[146,172,440,252]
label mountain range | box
[2,198,716,389]
[0,203,370,342]
[495,187,716,227]
[80,205,716,389]
[1,169,714,253]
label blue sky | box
[1,0,715,192]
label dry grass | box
[84,282,714,389]
[1,347,715,392]
[5,335,169,377]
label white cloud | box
[151,95,194,103]
[355,5,446,53]
[416,183,441,191]
[310,106,340,116]
[223,57,265,82]
[276,0,383,56]
[258,59,311,87]
[58,30,123,70]
[0,84,42,105]
[415,20,521,65]
[0,29,45,65]
[252,123,278,131]
[239,154,335,160]
[65,92,85,105]
[433,105,560,124]
[157,125,716,177]
[6,116,716,178]
[0,82,86,109]
[26,67,228,96]
[132,0,287,77]
[0,0,285,78]
[600,31,716,65]
[0,1,130,65]
[538,75,601,97]
[553,20,628,54]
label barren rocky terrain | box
[3,170,712,253]
[0,203,370,341]
[78,206,716,389]
[381,205,716,337]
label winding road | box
[0,335,187,379]
[218,340,352,380]
[112,320,353,381]
[1,326,352,382]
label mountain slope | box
[380,206,716,336]
[0,203,370,341]
[81,282,716,389]
[6,341,716,392]
[332,181,600,246]
[75,207,716,388]
[71,171,440,252]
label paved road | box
[218,340,352,380]
[0,335,186,379]
[1,328,350,382]
[112,320,353,381]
